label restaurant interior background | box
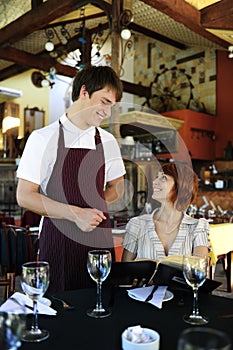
[0,0,233,225]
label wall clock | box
[149,67,193,113]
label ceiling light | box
[121,28,131,40]
[45,41,54,52]
[228,45,233,59]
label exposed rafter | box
[141,0,230,48]
[200,0,233,30]
[0,0,232,84]
[0,0,90,47]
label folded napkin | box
[0,292,57,316]
[127,285,168,309]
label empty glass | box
[182,255,208,325]
[86,250,112,318]
[20,261,50,342]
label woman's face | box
[152,171,175,203]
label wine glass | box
[20,261,50,342]
[86,250,112,318]
[182,255,208,325]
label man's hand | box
[73,207,106,232]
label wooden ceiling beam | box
[0,47,77,77]
[0,0,105,47]
[0,64,29,82]
[130,23,187,49]
[140,0,230,48]
[200,0,233,30]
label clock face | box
[150,67,193,113]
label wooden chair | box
[106,260,157,287]
[21,210,41,227]
[1,224,27,275]
[25,226,39,261]
[0,272,15,301]
[0,224,39,276]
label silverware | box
[10,297,34,312]
[144,285,158,302]
[51,296,74,310]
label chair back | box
[0,224,39,275]
[1,224,27,275]
[25,226,39,261]
[106,260,157,287]
[0,272,15,301]
[21,210,41,227]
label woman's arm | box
[193,245,209,258]
[17,178,106,232]
[121,248,136,262]
[192,217,210,258]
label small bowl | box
[122,328,160,350]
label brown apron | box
[39,122,115,292]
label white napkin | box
[127,285,168,309]
[0,292,57,316]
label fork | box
[51,296,74,310]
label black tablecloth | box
[20,287,233,350]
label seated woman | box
[122,162,209,262]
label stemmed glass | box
[86,250,112,318]
[182,255,208,325]
[20,261,50,342]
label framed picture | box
[24,107,45,138]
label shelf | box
[101,110,184,132]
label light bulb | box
[121,28,131,40]
[229,52,233,59]
[45,41,54,52]
[41,79,50,87]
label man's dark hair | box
[72,65,123,102]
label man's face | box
[84,87,116,127]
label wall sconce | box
[119,9,133,40]
[60,25,70,45]
[31,71,55,89]
[228,46,233,59]
[45,28,55,52]
[2,116,20,158]
[44,25,71,53]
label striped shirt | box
[122,209,210,261]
